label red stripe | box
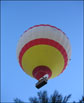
[24,24,68,39]
[19,38,68,75]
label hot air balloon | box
[16,24,71,89]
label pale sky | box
[1,1,83,102]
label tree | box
[50,90,71,103]
[13,91,84,103]
[79,96,84,103]
[14,98,24,103]
[72,96,84,103]
[29,91,48,103]
[29,90,71,103]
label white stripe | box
[16,26,71,65]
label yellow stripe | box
[22,45,64,79]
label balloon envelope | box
[16,24,71,80]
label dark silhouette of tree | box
[29,90,71,103]
[79,96,84,103]
[50,90,71,103]
[29,91,48,103]
[13,91,84,103]
[73,96,84,103]
[14,98,24,103]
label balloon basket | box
[35,77,48,89]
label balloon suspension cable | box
[35,74,48,89]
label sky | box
[1,1,83,102]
